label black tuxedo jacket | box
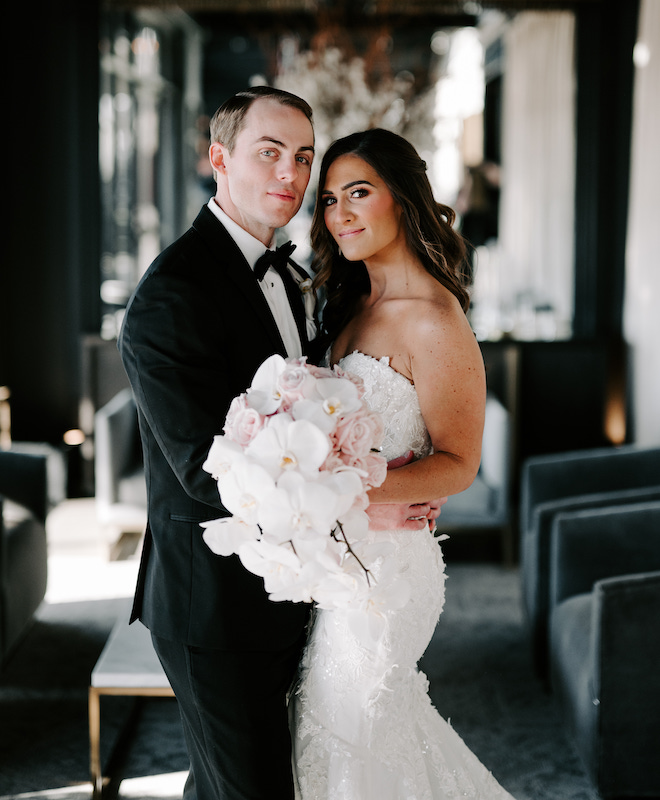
[118,205,311,650]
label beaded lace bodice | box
[291,353,515,800]
[338,351,432,462]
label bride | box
[290,128,516,799]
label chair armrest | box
[0,451,49,523]
[592,570,660,700]
[592,570,660,786]
[519,445,660,534]
[95,388,142,507]
[521,486,660,638]
[549,500,660,608]
[521,485,660,616]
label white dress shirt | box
[207,198,303,358]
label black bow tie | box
[254,241,297,281]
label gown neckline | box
[337,350,415,386]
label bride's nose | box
[335,197,353,222]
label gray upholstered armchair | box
[0,450,50,669]
[548,500,660,799]
[518,445,660,676]
[94,389,147,537]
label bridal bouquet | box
[201,354,410,621]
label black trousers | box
[151,632,307,800]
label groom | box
[119,86,442,800]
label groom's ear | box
[209,142,227,182]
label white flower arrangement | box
[202,354,411,631]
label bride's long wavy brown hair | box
[311,128,471,346]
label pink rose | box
[277,363,316,408]
[306,363,335,380]
[355,452,388,489]
[223,394,265,446]
[351,491,370,512]
[332,365,366,398]
[320,452,346,473]
[333,410,384,463]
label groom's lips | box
[269,190,296,202]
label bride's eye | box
[350,188,369,199]
[322,195,337,207]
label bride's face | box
[321,154,406,264]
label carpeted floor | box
[0,501,600,800]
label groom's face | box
[212,98,315,245]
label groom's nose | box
[275,154,299,182]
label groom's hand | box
[365,451,448,531]
[365,500,446,531]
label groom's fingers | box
[426,498,448,519]
[366,501,427,530]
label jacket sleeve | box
[118,241,238,511]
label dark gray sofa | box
[519,445,660,676]
[548,500,660,799]
[0,450,50,670]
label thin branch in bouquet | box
[331,520,373,587]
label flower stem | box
[332,521,373,587]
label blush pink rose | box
[355,452,388,489]
[332,365,366,398]
[277,363,316,409]
[320,452,346,473]
[223,394,266,446]
[333,410,384,463]
[306,363,335,380]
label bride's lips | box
[338,228,364,238]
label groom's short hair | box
[210,86,313,154]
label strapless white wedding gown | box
[290,352,515,800]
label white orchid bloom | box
[246,354,287,415]
[315,376,362,417]
[259,470,338,545]
[334,506,372,545]
[202,435,243,480]
[200,516,261,557]
[238,539,302,598]
[292,376,362,433]
[267,559,329,604]
[317,469,365,518]
[246,415,330,480]
[340,557,412,647]
[216,457,276,524]
[312,569,363,610]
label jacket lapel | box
[192,206,288,356]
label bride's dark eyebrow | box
[322,180,376,195]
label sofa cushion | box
[550,593,598,773]
[1,499,48,666]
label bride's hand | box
[365,452,448,531]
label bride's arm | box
[367,300,486,505]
